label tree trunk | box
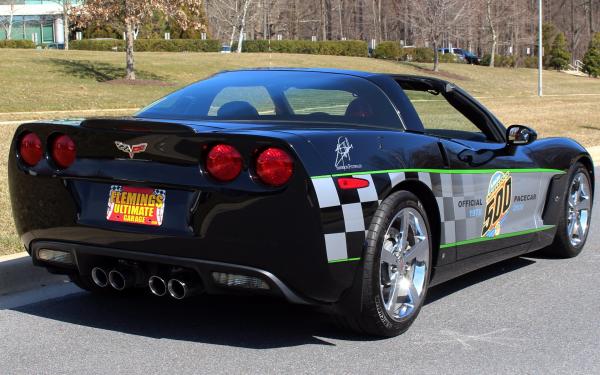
[229,24,236,48]
[125,20,136,80]
[320,0,327,40]
[433,40,440,71]
[590,0,595,34]
[237,0,251,53]
[338,0,344,39]
[63,2,69,50]
[486,0,497,67]
[7,7,14,40]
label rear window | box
[137,71,400,128]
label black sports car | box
[9,68,593,337]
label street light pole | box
[538,0,543,97]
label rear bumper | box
[31,240,314,305]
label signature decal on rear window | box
[481,171,512,237]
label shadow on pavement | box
[12,256,536,349]
[426,257,536,304]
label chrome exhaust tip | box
[167,279,188,300]
[148,276,167,297]
[91,267,108,288]
[108,269,134,291]
[168,277,203,300]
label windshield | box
[136,70,401,128]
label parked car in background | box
[439,48,481,65]
[221,45,232,53]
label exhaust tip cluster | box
[90,266,200,300]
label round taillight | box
[206,144,243,182]
[19,132,43,166]
[256,147,294,187]
[51,134,76,169]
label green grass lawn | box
[0,48,599,255]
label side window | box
[283,88,356,115]
[208,86,275,116]
[404,89,493,142]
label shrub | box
[413,48,434,63]
[231,40,368,57]
[70,39,124,51]
[372,41,401,60]
[522,56,538,69]
[548,32,571,70]
[481,54,516,68]
[438,52,458,63]
[0,40,36,49]
[583,32,600,78]
[70,39,221,52]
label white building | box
[0,1,65,45]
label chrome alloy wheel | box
[567,172,592,247]
[379,207,429,321]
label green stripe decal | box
[311,168,565,179]
[328,257,361,264]
[440,225,555,249]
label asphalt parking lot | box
[1,178,599,374]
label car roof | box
[218,67,452,85]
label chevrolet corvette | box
[9,68,593,336]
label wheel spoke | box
[400,211,409,251]
[403,239,429,263]
[381,247,399,266]
[576,199,591,212]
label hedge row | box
[70,39,221,52]
[231,40,369,57]
[0,40,36,49]
[372,42,457,63]
[481,54,539,68]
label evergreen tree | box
[548,32,571,70]
[583,33,600,78]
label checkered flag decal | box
[311,172,478,263]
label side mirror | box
[507,125,537,146]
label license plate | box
[106,185,166,226]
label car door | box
[399,81,554,260]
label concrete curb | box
[0,252,68,297]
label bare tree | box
[0,0,20,40]
[413,0,466,71]
[236,0,253,51]
[199,0,600,62]
[78,0,204,80]
[484,0,510,67]
[208,0,256,48]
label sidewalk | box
[0,253,68,296]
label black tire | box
[335,191,433,337]
[543,162,593,258]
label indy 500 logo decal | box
[334,136,362,171]
[481,171,512,237]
